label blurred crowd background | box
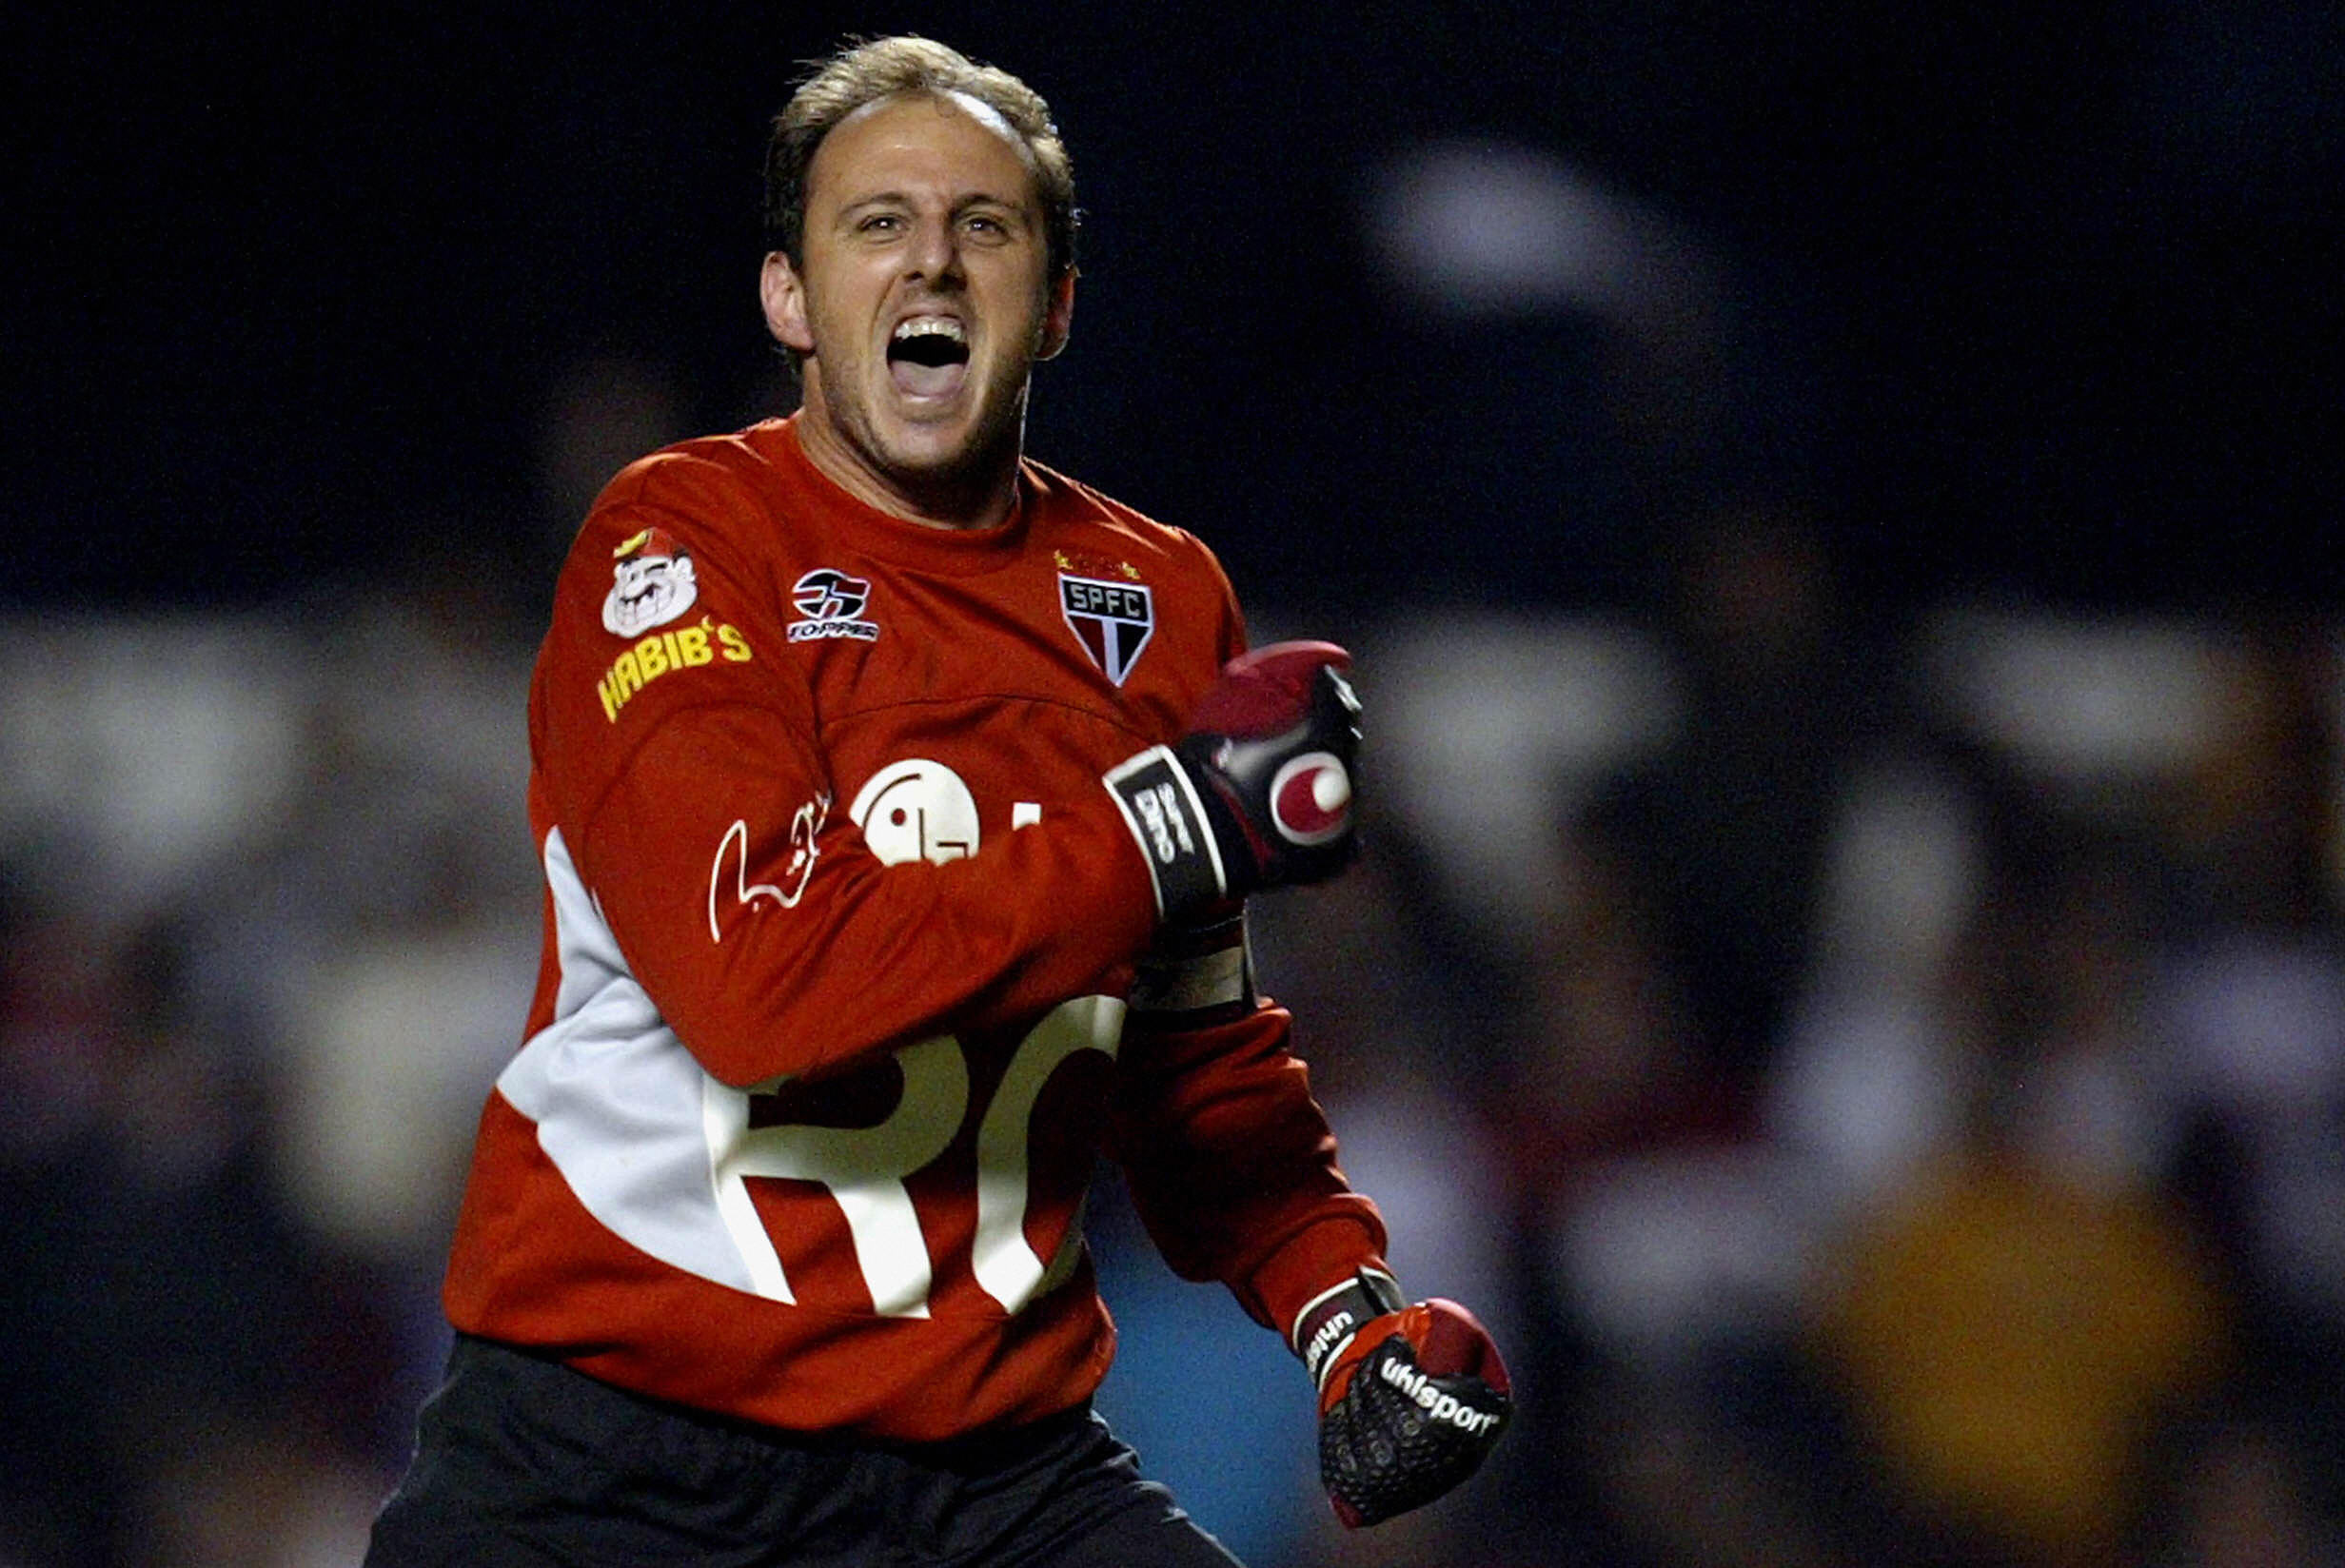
[9,2,2343,1565]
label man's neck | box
[791,402,1020,532]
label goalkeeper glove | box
[1292,1268,1512,1528]
[1104,640,1361,922]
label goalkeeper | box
[366,33,1507,1567]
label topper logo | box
[789,569,880,642]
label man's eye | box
[858,213,903,233]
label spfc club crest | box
[1060,573,1154,685]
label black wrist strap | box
[1103,746,1229,919]
[1291,1267,1406,1395]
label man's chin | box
[876,412,975,462]
[874,406,1019,478]
[800,374,1029,522]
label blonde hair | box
[762,36,1078,281]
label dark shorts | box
[364,1335,1244,1568]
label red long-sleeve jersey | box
[442,415,1386,1440]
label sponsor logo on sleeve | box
[707,794,828,940]
[597,617,754,721]
[603,527,699,636]
[789,568,880,643]
[1059,573,1153,685]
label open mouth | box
[887,317,970,400]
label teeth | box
[892,317,966,343]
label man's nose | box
[904,215,963,283]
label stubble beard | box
[810,358,1031,527]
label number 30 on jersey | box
[704,757,1108,1321]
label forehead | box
[807,90,1041,210]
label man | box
[366,35,1508,1567]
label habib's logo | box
[1060,573,1153,685]
[598,618,753,721]
[603,528,698,637]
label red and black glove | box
[1292,1268,1512,1528]
[1104,641,1362,922]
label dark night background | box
[10,9,2345,1564]
[14,1,2342,621]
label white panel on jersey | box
[500,829,772,1295]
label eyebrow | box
[835,191,1034,225]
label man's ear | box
[760,252,816,355]
[1035,268,1075,362]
